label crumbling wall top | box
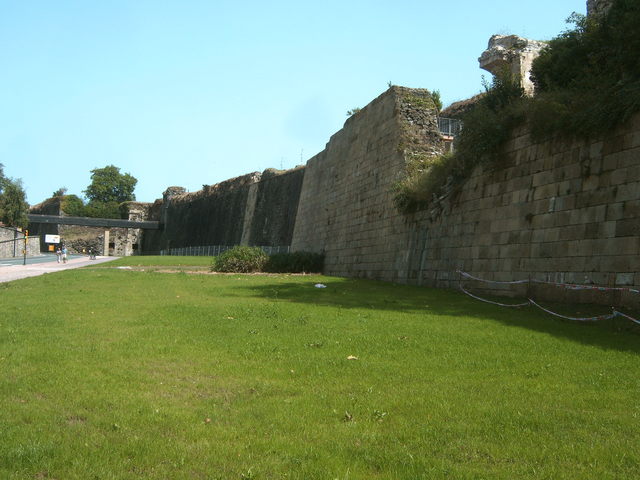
[479,35,546,96]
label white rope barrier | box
[457,270,640,294]
[457,270,640,325]
[459,283,531,308]
[528,298,616,322]
[458,271,529,285]
[613,310,640,326]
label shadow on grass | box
[236,277,640,355]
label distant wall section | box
[142,167,305,252]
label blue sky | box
[0,0,586,205]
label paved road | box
[0,254,119,283]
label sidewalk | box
[0,256,119,283]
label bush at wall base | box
[211,246,268,273]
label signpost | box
[23,230,28,265]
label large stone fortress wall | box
[291,86,443,280]
[291,85,640,300]
[138,83,639,306]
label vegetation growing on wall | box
[529,0,640,138]
[394,0,640,214]
[394,73,525,213]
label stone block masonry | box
[410,114,640,308]
[291,86,444,281]
[291,86,640,308]
[0,226,39,258]
[139,82,639,308]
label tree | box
[83,165,137,218]
[60,194,86,217]
[84,165,137,204]
[0,163,29,228]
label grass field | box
[1,257,638,479]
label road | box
[0,254,119,283]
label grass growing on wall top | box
[0,261,638,479]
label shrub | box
[211,246,268,273]
[264,251,324,273]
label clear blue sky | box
[0,0,586,205]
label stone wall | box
[142,167,305,252]
[290,86,639,307]
[0,226,39,258]
[243,167,305,246]
[407,113,640,307]
[291,86,444,280]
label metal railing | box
[158,245,290,257]
[438,117,463,137]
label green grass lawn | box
[1,257,638,479]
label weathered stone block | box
[616,273,635,286]
[615,218,639,237]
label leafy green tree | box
[83,165,137,218]
[84,165,137,204]
[0,164,29,228]
[60,194,86,217]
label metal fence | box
[157,245,291,257]
[438,117,463,137]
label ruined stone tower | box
[478,35,546,96]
